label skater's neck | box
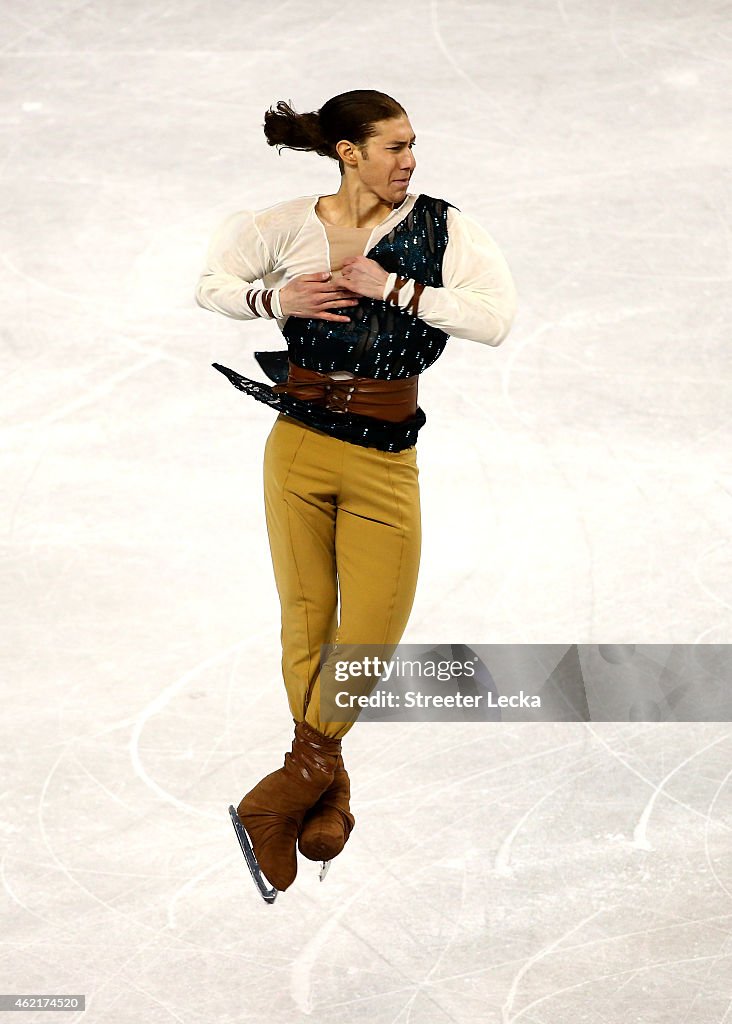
[315,183,402,230]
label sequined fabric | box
[211,362,427,451]
[212,194,456,452]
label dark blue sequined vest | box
[212,193,458,452]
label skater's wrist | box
[382,272,398,302]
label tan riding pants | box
[263,413,421,739]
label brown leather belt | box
[272,360,418,423]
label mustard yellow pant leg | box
[304,437,421,738]
[263,414,421,739]
[263,415,339,723]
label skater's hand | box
[279,272,361,322]
[339,256,390,301]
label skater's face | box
[339,116,417,203]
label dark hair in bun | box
[263,89,406,176]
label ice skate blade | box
[228,805,278,904]
[319,859,332,882]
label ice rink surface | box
[2,0,731,1020]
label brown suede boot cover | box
[298,753,356,862]
[236,721,341,891]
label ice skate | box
[298,753,356,867]
[228,804,278,903]
[236,720,341,892]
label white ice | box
[1,1,731,1022]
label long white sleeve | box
[194,209,283,320]
[382,208,517,346]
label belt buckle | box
[324,377,356,414]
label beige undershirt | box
[320,221,372,271]
[319,219,373,381]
